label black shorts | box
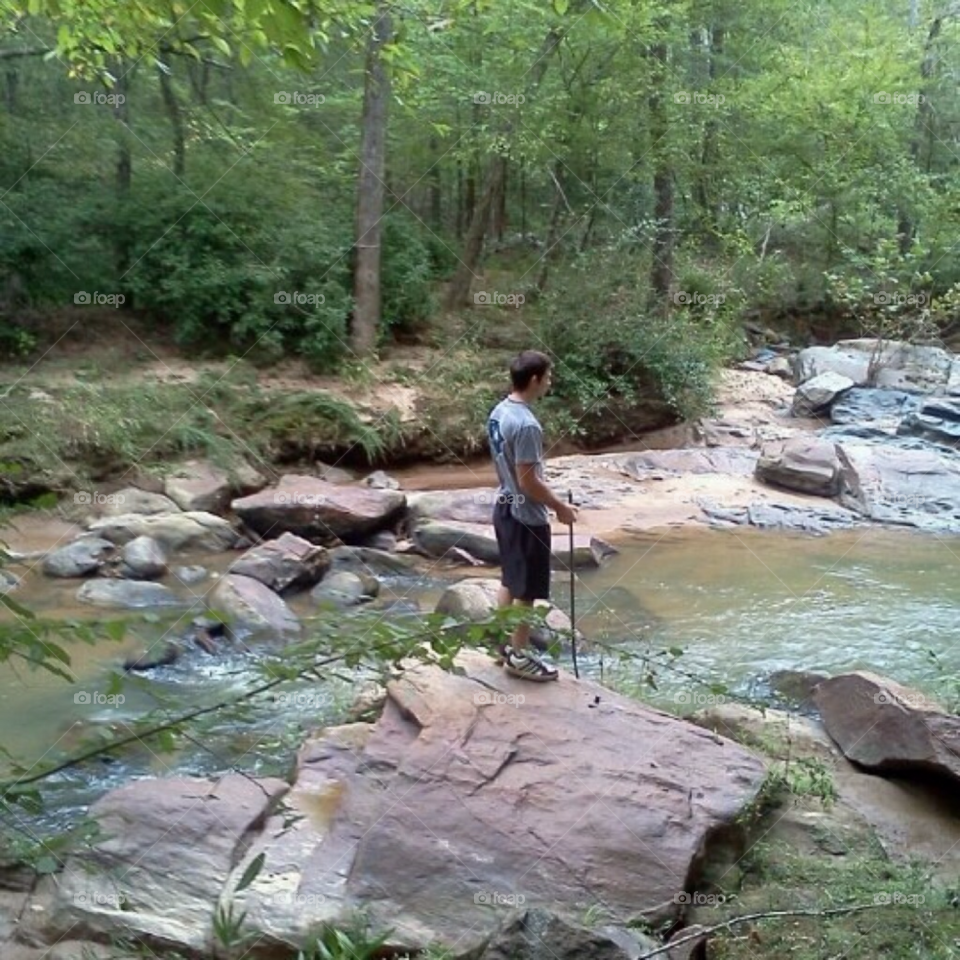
[493,500,551,601]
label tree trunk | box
[900,13,942,254]
[429,135,442,230]
[114,69,132,194]
[351,2,392,356]
[444,156,505,310]
[520,156,526,238]
[695,24,723,250]
[158,57,186,178]
[536,164,566,293]
[5,68,17,113]
[494,155,508,240]
[648,37,674,312]
[465,162,476,227]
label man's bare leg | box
[496,586,531,654]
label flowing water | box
[2,519,959,828]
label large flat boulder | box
[412,520,606,569]
[835,440,960,529]
[18,775,288,955]
[406,488,498,524]
[163,459,266,514]
[617,448,758,479]
[797,338,958,391]
[814,671,960,782]
[231,476,405,544]
[76,579,187,610]
[222,652,766,955]
[228,532,330,593]
[899,396,960,447]
[208,573,301,640]
[755,437,841,497]
[86,512,238,551]
[830,387,921,429]
[90,488,180,518]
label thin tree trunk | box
[351,2,392,356]
[520,156,526,238]
[429,135,442,230]
[114,69,132,194]
[536,164,566,293]
[4,68,17,113]
[495,155,508,240]
[444,157,505,310]
[696,24,723,250]
[900,13,942,254]
[648,36,674,312]
[158,56,186,178]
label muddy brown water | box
[2,513,959,825]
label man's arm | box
[513,424,578,523]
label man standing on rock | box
[487,350,578,681]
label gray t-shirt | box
[487,397,550,525]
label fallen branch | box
[637,902,885,959]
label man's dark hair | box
[510,350,552,391]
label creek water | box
[2,521,959,829]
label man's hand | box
[555,501,579,526]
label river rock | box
[219,652,765,955]
[231,476,405,543]
[898,396,960,447]
[163,459,266,513]
[830,387,921,429]
[755,437,841,496]
[0,570,18,593]
[412,520,606,570]
[481,909,660,960]
[814,671,960,781]
[796,338,958,391]
[87,512,238,551]
[208,574,301,640]
[310,570,379,607]
[120,536,167,580]
[835,440,960,528]
[435,577,584,649]
[699,500,859,534]
[228,532,330,593]
[76,579,185,609]
[406,488,499,524]
[42,538,115,578]
[791,371,854,416]
[92,488,181,517]
[123,641,182,672]
[362,470,400,490]
[18,775,288,955]
[328,545,417,576]
[617,448,758,479]
[173,565,208,585]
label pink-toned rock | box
[18,775,288,954]
[228,532,330,593]
[231,476,405,544]
[225,651,766,955]
[814,671,960,782]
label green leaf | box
[211,35,231,57]
[36,855,59,875]
[104,621,126,642]
[235,852,265,892]
[0,593,36,620]
[553,0,569,13]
